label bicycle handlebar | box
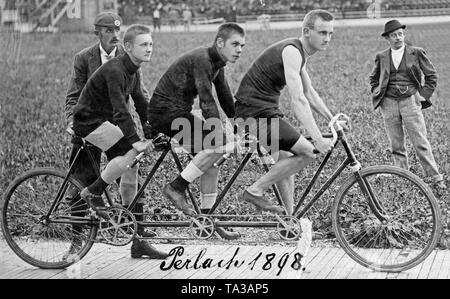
[128,133,171,168]
[129,152,145,169]
[329,113,350,142]
[310,113,349,154]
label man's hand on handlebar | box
[312,137,334,154]
[336,120,351,132]
[132,140,155,154]
[330,113,351,133]
[310,113,351,154]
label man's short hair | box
[302,9,334,30]
[214,23,245,44]
[123,24,152,44]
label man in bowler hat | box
[64,12,167,259]
[369,19,446,192]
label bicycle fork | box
[340,134,389,223]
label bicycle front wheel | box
[332,165,441,272]
[1,168,98,269]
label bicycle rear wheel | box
[332,165,441,272]
[1,168,98,269]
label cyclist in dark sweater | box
[148,23,245,240]
[73,24,168,259]
[73,51,148,144]
[234,10,347,215]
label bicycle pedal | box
[254,206,263,213]
[87,208,103,220]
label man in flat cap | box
[64,12,165,259]
[369,19,446,193]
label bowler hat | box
[94,12,122,28]
[381,19,406,37]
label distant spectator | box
[228,4,238,22]
[199,0,208,15]
[168,7,179,32]
[138,4,144,16]
[257,14,271,31]
[182,5,193,32]
[152,2,162,32]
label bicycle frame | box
[207,129,388,224]
[138,132,387,230]
[45,141,111,224]
[291,130,388,221]
[61,129,388,230]
[5,114,438,271]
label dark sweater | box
[148,46,235,120]
[73,53,147,144]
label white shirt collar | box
[99,43,117,64]
[391,45,405,54]
[391,45,405,69]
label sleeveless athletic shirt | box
[235,38,306,109]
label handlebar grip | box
[305,133,334,141]
[213,153,231,168]
[129,152,145,169]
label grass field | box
[0,23,448,238]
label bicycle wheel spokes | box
[2,168,97,269]
[333,166,441,272]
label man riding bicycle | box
[234,9,348,215]
[73,24,168,259]
[147,23,246,240]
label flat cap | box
[94,12,122,28]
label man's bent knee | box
[288,136,316,160]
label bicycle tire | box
[1,168,98,269]
[332,165,442,272]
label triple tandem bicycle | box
[1,114,442,272]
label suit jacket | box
[65,43,151,124]
[369,45,438,110]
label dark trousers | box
[68,137,102,188]
[68,137,102,241]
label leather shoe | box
[241,190,284,214]
[130,240,169,259]
[215,227,240,240]
[138,229,157,238]
[162,184,195,216]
